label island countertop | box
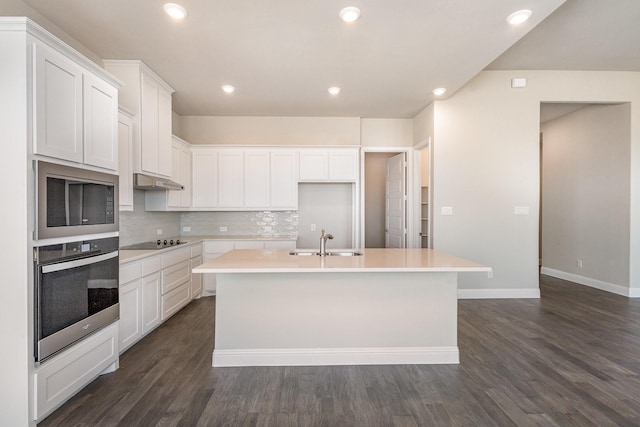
[192,248,491,274]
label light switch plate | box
[441,206,453,215]
[514,206,530,215]
[182,226,191,232]
[219,226,228,232]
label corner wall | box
[426,70,640,297]
[541,104,631,294]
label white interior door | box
[386,153,406,248]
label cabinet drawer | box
[190,242,203,257]
[34,323,118,421]
[142,255,162,276]
[204,241,234,253]
[162,260,190,295]
[162,246,191,268]
[234,241,265,249]
[120,260,142,284]
[162,281,190,321]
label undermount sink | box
[289,250,363,257]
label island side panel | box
[213,271,459,366]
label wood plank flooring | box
[39,275,640,426]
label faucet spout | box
[319,229,334,256]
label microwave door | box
[67,182,84,226]
[82,184,108,225]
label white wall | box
[541,104,630,290]
[297,183,353,249]
[413,102,434,146]
[179,116,360,145]
[427,70,640,297]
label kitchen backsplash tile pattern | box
[180,211,298,236]
[119,190,181,246]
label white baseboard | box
[212,347,459,367]
[458,288,540,299]
[541,267,636,298]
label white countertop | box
[119,234,297,263]
[192,248,491,274]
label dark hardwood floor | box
[39,275,640,426]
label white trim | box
[458,288,540,299]
[212,346,459,367]
[541,267,636,297]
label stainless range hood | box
[133,173,184,191]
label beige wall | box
[360,118,413,147]
[179,116,361,145]
[429,70,640,295]
[413,102,434,146]
[541,103,630,288]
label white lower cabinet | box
[161,247,191,320]
[34,322,118,422]
[141,271,162,334]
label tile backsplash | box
[119,190,299,245]
[180,211,298,236]
[119,190,181,246]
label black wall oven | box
[34,236,119,362]
[36,161,118,240]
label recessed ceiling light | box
[164,3,187,19]
[506,9,532,25]
[221,85,235,94]
[328,86,341,95]
[432,87,447,96]
[339,7,361,23]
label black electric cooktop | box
[120,239,188,250]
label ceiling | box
[10,0,639,118]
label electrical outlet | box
[156,229,163,235]
[310,224,317,232]
[577,259,583,268]
[441,206,453,215]
[219,226,228,232]
[487,270,493,279]
[182,226,191,232]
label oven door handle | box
[41,250,119,274]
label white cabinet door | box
[140,72,159,175]
[118,278,142,353]
[167,142,181,207]
[192,149,218,208]
[180,146,192,207]
[141,271,161,334]
[218,150,244,207]
[118,110,134,210]
[34,43,83,163]
[191,255,203,299]
[83,72,118,170]
[270,150,298,209]
[299,150,328,180]
[329,149,358,181]
[158,87,173,177]
[244,150,270,208]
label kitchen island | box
[193,248,490,367]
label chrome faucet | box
[319,229,334,256]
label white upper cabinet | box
[118,108,134,211]
[299,148,359,181]
[104,60,175,178]
[146,135,192,210]
[83,73,118,170]
[190,147,298,211]
[270,150,298,209]
[243,150,270,208]
[33,42,119,170]
[218,150,244,208]
[191,148,218,208]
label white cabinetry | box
[118,108,134,210]
[145,135,192,211]
[34,323,118,421]
[104,60,175,177]
[299,148,359,181]
[33,42,119,170]
[191,147,298,211]
[141,257,162,334]
[161,246,191,320]
[191,243,203,299]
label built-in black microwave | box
[36,161,119,240]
